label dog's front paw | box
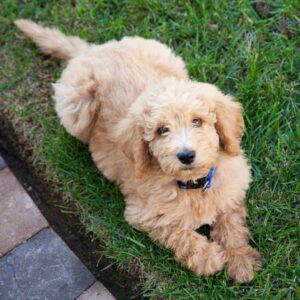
[187,242,228,276]
[227,246,262,283]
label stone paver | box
[0,156,116,300]
[0,154,6,170]
[0,228,95,300]
[0,168,48,256]
[77,281,116,300]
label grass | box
[1,0,299,299]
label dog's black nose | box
[177,150,195,165]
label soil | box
[0,119,142,300]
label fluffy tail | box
[14,19,90,60]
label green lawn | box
[1,1,299,299]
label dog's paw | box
[187,242,228,276]
[227,246,262,283]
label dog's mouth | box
[175,164,212,181]
[182,166,195,171]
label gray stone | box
[0,228,95,300]
[77,281,115,300]
[0,154,6,170]
[0,169,48,256]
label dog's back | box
[15,20,188,144]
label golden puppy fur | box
[15,20,262,282]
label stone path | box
[0,154,116,300]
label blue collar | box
[176,166,216,191]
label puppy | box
[15,20,262,282]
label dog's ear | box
[115,117,151,179]
[215,95,244,156]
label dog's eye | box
[157,126,170,135]
[192,118,202,127]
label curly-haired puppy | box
[15,20,262,282]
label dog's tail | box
[14,19,90,60]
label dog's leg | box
[211,204,262,282]
[149,226,228,276]
[53,58,101,143]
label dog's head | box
[116,78,244,181]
